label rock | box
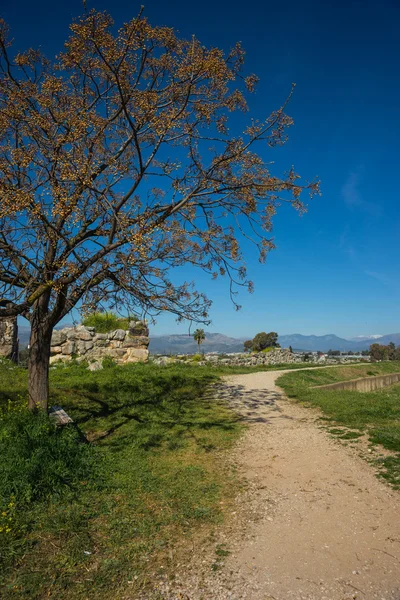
[77,340,94,354]
[62,341,76,355]
[129,320,149,337]
[50,346,63,355]
[94,333,107,340]
[105,348,125,357]
[124,347,149,362]
[88,362,103,371]
[63,328,77,340]
[123,336,150,348]
[49,354,71,364]
[109,329,126,341]
[153,356,174,366]
[95,340,107,347]
[51,330,67,346]
[75,326,93,341]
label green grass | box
[0,360,243,599]
[81,312,138,333]
[277,361,400,488]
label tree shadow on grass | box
[49,371,236,449]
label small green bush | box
[82,312,137,333]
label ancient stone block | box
[62,342,76,355]
[50,354,71,364]
[109,329,126,341]
[124,348,149,363]
[51,330,67,346]
[50,346,63,355]
[77,340,94,354]
[0,316,18,361]
[75,326,93,341]
[123,336,150,348]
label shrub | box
[82,312,137,333]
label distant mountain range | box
[150,332,247,354]
[150,332,400,354]
[277,333,400,352]
[16,325,400,354]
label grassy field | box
[1,358,386,599]
[0,360,247,600]
[277,361,400,488]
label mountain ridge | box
[150,331,400,354]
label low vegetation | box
[0,360,242,599]
[81,312,137,333]
[277,362,400,488]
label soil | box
[148,369,400,600]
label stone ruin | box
[0,316,18,362]
[50,320,149,365]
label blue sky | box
[4,0,399,338]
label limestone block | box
[123,348,149,363]
[51,330,67,346]
[123,336,150,348]
[109,329,126,341]
[75,326,93,341]
[107,348,126,357]
[110,340,122,348]
[62,342,76,355]
[94,333,107,340]
[0,344,13,357]
[64,328,77,340]
[50,346,63,355]
[50,354,71,364]
[77,340,94,354]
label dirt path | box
[159,368,400,600]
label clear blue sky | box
[4,0,399,338]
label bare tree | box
[0,9,319,410]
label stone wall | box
[0,317,18,362]
[203,348,303,366]
[50,320,149,365]
[313,372,400,393]
[153,348,304,367]
[152,349,368,367]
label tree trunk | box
[28,321,52,412]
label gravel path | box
[152,369,400,600]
